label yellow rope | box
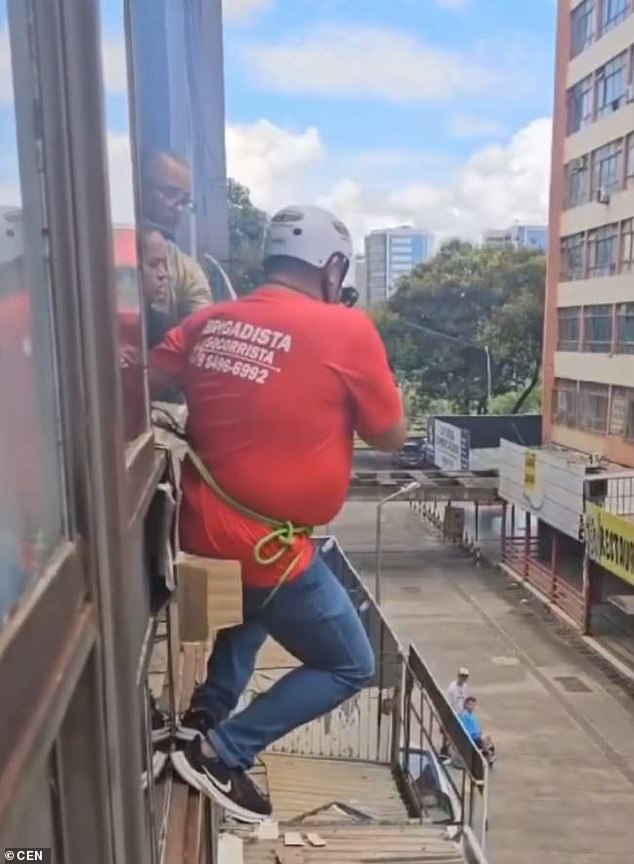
[185,447,312,607]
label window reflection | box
[99,0,148,441]
[0,5,65,625]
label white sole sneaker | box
[142,750,169,791]
[170,750,268,824]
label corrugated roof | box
[259,753,407,823]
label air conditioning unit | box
[627,83,634,104]
[596,186,611,204]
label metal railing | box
[245,536,489,848]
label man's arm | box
[148,322,188,397]
[339,312,407,452]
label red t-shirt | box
[149,285,402,587]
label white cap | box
[0,207,23,266]
[458,667,470,677]
[263,205,353,270]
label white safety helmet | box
[0,207,23,266]
[263,205,353,271]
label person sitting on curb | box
[459,696,496,766]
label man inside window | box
[141,149,212,324]
[149,205,406,821]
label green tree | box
[373,241,545,414]
[227,180,268,296]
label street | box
[330,500,634,864]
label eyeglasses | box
[154,185,195,211]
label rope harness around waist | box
[185,446,313,608]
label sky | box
[222,0,557,246]
[1,0,557,250]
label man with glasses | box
[142,149,212,325]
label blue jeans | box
[189,553,375,769]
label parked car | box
[392,440,425,468]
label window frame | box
[592,138,623,196]
[560,232,586,280]
[616,302,634,353]
[567,75,594,135]
[557,306,581,351]
[565,155,590,208]
[553,379,579,428]
[587,222,619,277]
[599,0,631,37]
[582,304,614,352]
[571,0,595,59]
[595,51,628,119]
[578,383,610,433]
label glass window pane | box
[0,3,65,624]
[98,0,149,441]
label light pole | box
[401,318,492,412]
[375,480,420,605]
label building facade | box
[498,0,634,637]
[364,227,434,305]
[544,0,634,466]
[354,254,368,307]
[483,224,548,251]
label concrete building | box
[354,254,368,307]
[365,227,433,305]
[483,224,548,251]
[498,1,634,637]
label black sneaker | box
[151,702,171,743]
[171,738,272,823]
[176,707,215,742]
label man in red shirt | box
[150,205,405,821]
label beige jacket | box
[163,241,212,324]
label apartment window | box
[565,155,590,207]
[587,223,618,276]
[571,0,595,57]
[616,302,634,352]
[553,380,578,427]
[595,51,628,118]
[626,134,634,186]
[600,0,630,36]
[583,304,613,351]
[557,307,581,350]
[592,139,623,195]
[561,232,586,280]
[579,383,609,432]
[567,75,594,134]
[626,393,634,440]
[621,218,634,271]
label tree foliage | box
[373,240,545,414]
[227,179,268,296]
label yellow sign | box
[523,452,537,491]
[585,503,634,589]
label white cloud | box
[0,27,14,105]
[244,25,500,104]
[226,119,323,211]
[106,132,135,224]
[101,39,128,93]
[449,114,503,139]
[223,0,274,22]
[225,116,552,248]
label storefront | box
[498,441,589,628]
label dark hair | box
[464,695,477,704]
